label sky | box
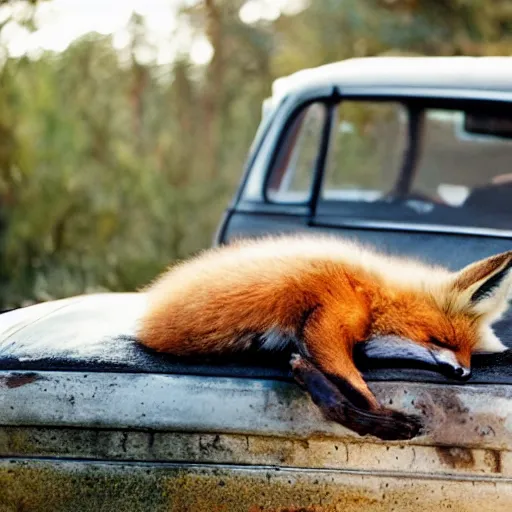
[0,0,309,65]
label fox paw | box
[323,402,424,441]
[366,408,424,441]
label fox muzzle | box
[432,348,471,380]
[359,335,472,381]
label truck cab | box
[2,56,512,511]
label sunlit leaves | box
[0,0,510,307]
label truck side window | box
[266,102,327,203]
[323,101,406,202]
[318,99,512,231]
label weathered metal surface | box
[2,459,512,512]
[1,370,512,450]
[0,427,508,478]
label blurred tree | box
[0,0,510,308]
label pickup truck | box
[1,56,512,512]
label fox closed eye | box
[429,337,457,351]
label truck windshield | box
[267,98,512,233]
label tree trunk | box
[202,0,224,179]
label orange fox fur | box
[137,235,512,435]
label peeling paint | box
[484,450,502,474]
[0,372,40,389]
[436,447,475,470]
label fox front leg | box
[293,302,424,440]
[289,356,414,439]
[290,354,423,441]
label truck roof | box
[270,56,512,102]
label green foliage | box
[0,0,510,308]
[0,32,253,307]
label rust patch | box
[436,447,475,469]
[484,450,502,473]
[3,460,512,511]
[415,388,469,425]
[412,386,509,449]
[1,372,40,389]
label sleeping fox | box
[136,235,512,440]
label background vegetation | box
[0,0,511,308]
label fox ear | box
[452,251,512,321]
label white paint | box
[0,293,147,361]
[270,57,512,106]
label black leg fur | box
[290,354,424,441]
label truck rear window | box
[267,98,512,232]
